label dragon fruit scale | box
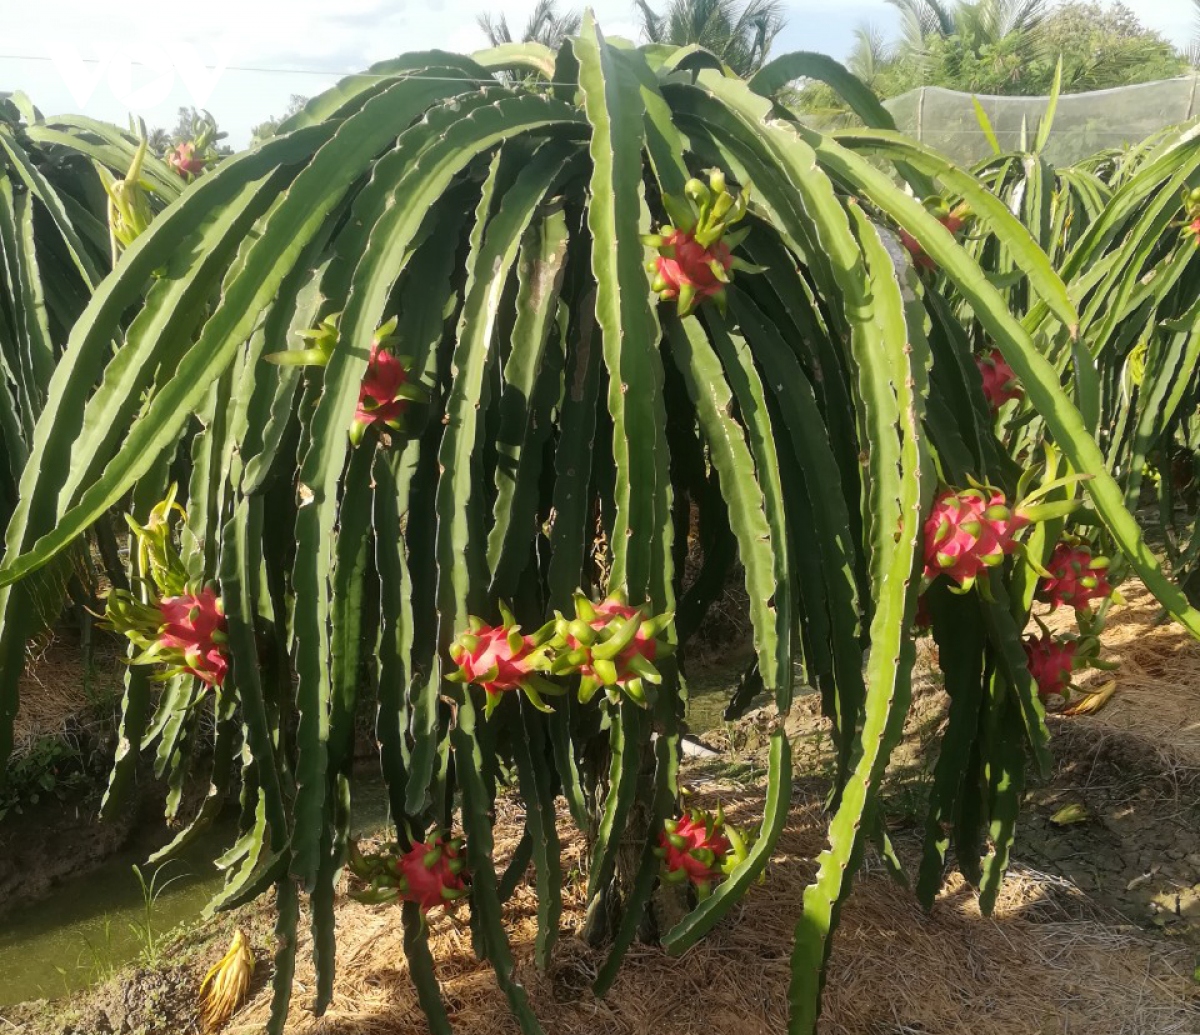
[1023,633,1078,699]
[447,604,561,718]
[548,592,674,706]
[975,348,1022,412]
[923,487,1027,592]
[1039,542,1113,611]
[643,169,759,316]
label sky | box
[0,0,1196,147]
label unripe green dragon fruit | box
[547,591,674,706]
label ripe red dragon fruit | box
[167,141,205,177]
[447,604,560,718]
[265,314,427,445]
[644,169,758,315]
[655,806,752,899]
[351,340,414,441]
[1023,633,1077,699]
[653,230,733,309]
[157,587,229,686]
[346,830,468,911]
[975,348,1022,411]
[1039,542,1113,611]
[923,487,1028,592]
[549,592,674,705]
[898,199,970,271]
[394,832,468,913]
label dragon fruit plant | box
[3,25,1199,1035]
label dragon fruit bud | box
[975,348,1022,412]
[395,831,468,913]
[167,141,205,177]
[923,487,1024,592]
[1039,543,1113,611]
[448,611,560,717]
[157,587,229,686]
[1023,633,1077,699]
[656,809,732,899]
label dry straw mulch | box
[227,787,1198,1035]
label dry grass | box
[11,632,125,751]
[223,786,1197,1035]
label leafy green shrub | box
[0,25,1195,1035]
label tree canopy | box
[801,0,1187,115]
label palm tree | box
[847,24,892,89]
[888,0,1048,61]
[634,0,785,76]
[478,0,582,49]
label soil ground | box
[3,579,1199,1034]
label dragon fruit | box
[548,592,674,706]
[167,141,205,177]
[652,230,733,310]
[644,169,758,315]
[351,340,415,442]
[346,830,468,913]
[394,833,468,913]
[264,314,428,445]
[1023,633,1078,699]
[655,806,752,899]
[923,487,1028,592]
[156,587,229,686]
[898,199,970,271]
[101,490,230,688]
[1039,543,1113,611]
[975,349,1022,411]
[447,604,560,718]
